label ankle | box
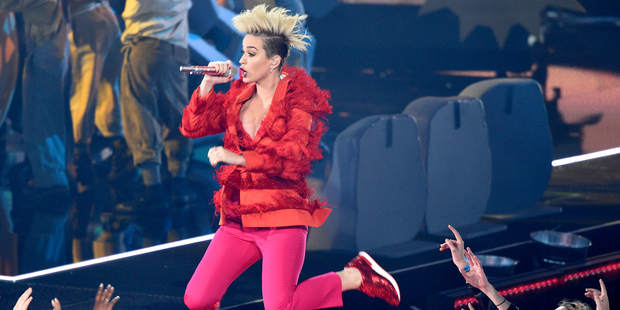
[139,162,161,186]
[338,267,362,292]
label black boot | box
[170,177,197,205]
[107,138,139,185]
[74,144,96,187]
[115,183,171,217]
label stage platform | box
[3,4,620,309]
[2,151,620,309]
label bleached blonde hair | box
[556,299,592,310]
[232,4,311,69]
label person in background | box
[181,5,400,309]
[0,10,20,276]
[67,0,136,255]
[0,0,72,273]
[116,0,197,243]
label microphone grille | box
[228,66,239,77]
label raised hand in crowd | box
[52,297,60,310]
[442,225,516,310]
[13,288,33,310]
[93,283,120,310]
[461,247,514,309]
[440,224,468,270]
[585,279,609,310]
[49,283,120,310]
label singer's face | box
[239,35,272,83]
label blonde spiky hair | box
[556,299,592,310]
[233,4,311,58]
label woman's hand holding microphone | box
[199,60,235,97]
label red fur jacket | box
[180,67,333,227]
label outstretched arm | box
[441,225,515,310]
[461,248,512,310]
[585,279,609,310]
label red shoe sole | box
[358,251,401,302]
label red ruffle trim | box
[212,66,332,217]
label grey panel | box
[307,114,428,256]
[460,78,553,215]
[404,97,492,234]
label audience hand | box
[93,283,120,310]
[459,247,492,292]
[585,279,609,310]
[52,297,61,310]
[13,288,33,310]
[49,283,119,310]
[440,225,468,270]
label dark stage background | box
[2,0,620,309]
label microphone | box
[180,65,238,77]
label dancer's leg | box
[185,224,262,310]
[260,226,343,310]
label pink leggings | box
[184,221,343,310]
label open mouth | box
[240,68,248,78]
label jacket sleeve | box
[242,106,319,181]
[180,87,228,138]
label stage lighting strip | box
[552,146,620,167]
[453,260,620,310]
[0,233,215,282]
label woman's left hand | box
[208,146,246,167]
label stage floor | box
[3,4,620,308]
[2,147,620,310]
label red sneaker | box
[346,251,401,306]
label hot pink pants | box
[184,221,343,310]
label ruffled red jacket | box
[180,67,333,227]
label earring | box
[270,67,275,73]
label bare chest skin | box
[240,94,272,139]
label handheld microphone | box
[180,65,238,77]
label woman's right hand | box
[199,60,234,97]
